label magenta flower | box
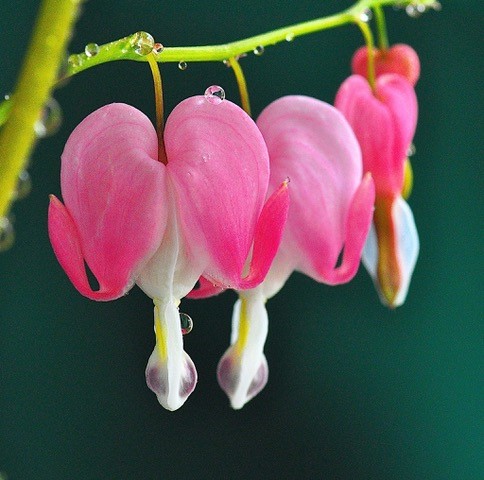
[335,74,419,307]
[48,98,289,410]
[194,96,375,409]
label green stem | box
[62,0,431,78]
[374,5,389,50]
[229,57,251,117]
[0,0,79,219]
[356,20,377,92]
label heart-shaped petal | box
[165,96,287,290]
[335,74,418,197]
[257,95,374,284]
[49,103,167,300]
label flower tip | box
[145,348,198,411]
[217,351,268,410]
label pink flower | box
[193,96,375,409]
[351,43,420,86]
[48,98,289,410]
[335,74,419,307]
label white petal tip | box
[217,351,269,410]
[145,349,197,411]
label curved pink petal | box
[352,44,421,86]
[186,276,225,299]
[165,96,277,289]
[236,180,289,290]
[257,95,373,284]
[335,74,418,197]
[50,103,167,300]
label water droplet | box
[406,4,425,17]
[4,94,10,101]
[153,42,164,54]
[14,171,32,200]
[285,32,295,42]
[34,98,62,138]
[204,85,225,105]
[84,42,99,57]
[132,31,155,56]
[431,1,442,11]
[180,313,193,335]
[253,45,265,56]
[407,143,416,157]
[223,59,231,68]
[0,217,14,252]
[68,54,83,69]
[359,8,373,22]
[178,61,188,71]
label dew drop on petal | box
[285,32,295,42]
[132,31,155,56]
[153,42,164,54]
[407,143,416,157]
[0,217,15,252]
[359,8,373,22]
[84,42,99,57]
[253,45,265,56]
[178,61,188,71]
[204,85,225,105]
[180,313,193,335]
[14,170,32,200]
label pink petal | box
[351,44,421,86]
[257,95,373,284]
[50,103,167,300]
[236,181,290,290]
[335,74,418,197]
[315,173,375,285]
[165,96,277,288]
[186,276,225,299]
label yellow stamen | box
[154,304,168,361]
[402,158,414,200]
[234,297,250,356]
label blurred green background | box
[0,1,482,479]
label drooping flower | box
[48,98,289,410]
[351,43,420,86]
[335,73,419,307]
[192,96,375,409]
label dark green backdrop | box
[0,1,482,479]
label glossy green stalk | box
[374,5,390,50]
[0,0,79,219]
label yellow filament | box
[229,57,252,117]
[402,158,414,200]
[234,297,250,356]
[154,304,168,361]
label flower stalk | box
[0,0,79,220]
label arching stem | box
[146,53,168,164]
[356,19,377,93]
[229,57,251,116]
[374,5,389,50]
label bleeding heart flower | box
[192,96,375,409]
[351,43,420,86]
[48,97,289,410]
[335,74,419,307]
